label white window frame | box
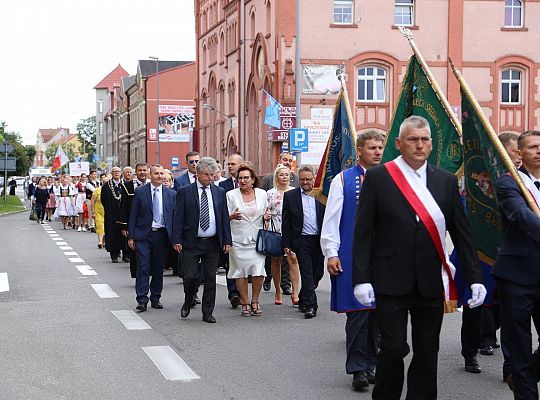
[333,0,354,25]
[504,0,523,28]
[394,0,414,26]
[501,69,522,105]
[357,66,387,103]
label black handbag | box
[29,205,37,221]
[256,218,283,257]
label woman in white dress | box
[227,163,271,317]
[54,175,77,229]
[266,164,298,305]
[74,174,88,231]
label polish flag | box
[51,145,69,173]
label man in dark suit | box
[218,153,243,307]
[260,152,300,190]
[118,162,148,278]
[352,115,485,400]
[282,165,326,319]
[174,151,199,191]
[128,164,176,312]
[173,157,232,323]
[493,130,540,399]
[101,166,126,263]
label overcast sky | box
[0,0,196,145]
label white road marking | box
[68,257,85,263]
[111,310,152,330]
[49,234,60,237]
[47,231,56,234]
[0,273,9,292]
[59,246,73,250]
[64,252,78,256]
[52,238,63,241]
[216,275,227,287]
[142,346,200,381]
[91,284,119,298]
[56,242,68,245]
[75,265,97,276]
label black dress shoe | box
[465,356,481,373]
[136,303,147,312]
[352,371,369,390]
[479,346,494,356]
[263,281,271,292]
[180,303,191,318]
[366,369,376,384]
[282,286,292,296]
[122,257,130,263]
[298,304,307,313]
[304,307,317,319]
[230,295,240,309]
[151,301,163,309]
[111,258,119,263]
[193,295,201,305]
[202,314,216,323]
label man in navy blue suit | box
[174,151,199,191]
[128,164,176,312]
[493,130,540,398]
[174,157,232,323]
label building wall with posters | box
[299,0,540,145]
[145,62,197,170]
[197,0,540,174]
[196,0,296,175]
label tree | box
[77,116,96,163]
[0,121,34,176]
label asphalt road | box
[0,209,513,399]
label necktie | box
[200,186,210,231]
[152,187,160,224]
[535,181,540,190]
[234,179,238,188]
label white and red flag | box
[51,145,69,173]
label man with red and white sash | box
[352,115,485,400]
[493,130,540,399]
[321,130,384,391]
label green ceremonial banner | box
[382,55,462,173]
[461,92,506,264]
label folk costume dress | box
[55,184,76,217]
[74,182,87,214]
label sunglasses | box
[188,160,200,165]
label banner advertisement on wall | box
[302,65,341,95]
[300,110,333,167]
[148,104,195,142]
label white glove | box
[468,283,487,308]
[354,283,375,306]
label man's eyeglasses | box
[188,159,200,165]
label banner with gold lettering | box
[461,91,506,264]
[382,55,462,173]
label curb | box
[0,208,28,217]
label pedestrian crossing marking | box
[0,273,9,292]
[91,284,119,298]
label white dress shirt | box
[151,184,164,228]
[320,173,345,258]
[197,182,217,237]
[301,190,319,235]
[188,171,197,184]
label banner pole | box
[398,26,462,136]
[450,59,540,217]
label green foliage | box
[0,195,25,214]
[77,116,96,163]
[0,120,34,176]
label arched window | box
[357,66,387,102]
[505,0,523,28]
[501,69,522,104]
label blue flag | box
[312,89,356,204]
[264,91,281,128]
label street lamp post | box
[149,56,160,164]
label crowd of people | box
[27,116,540,399]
